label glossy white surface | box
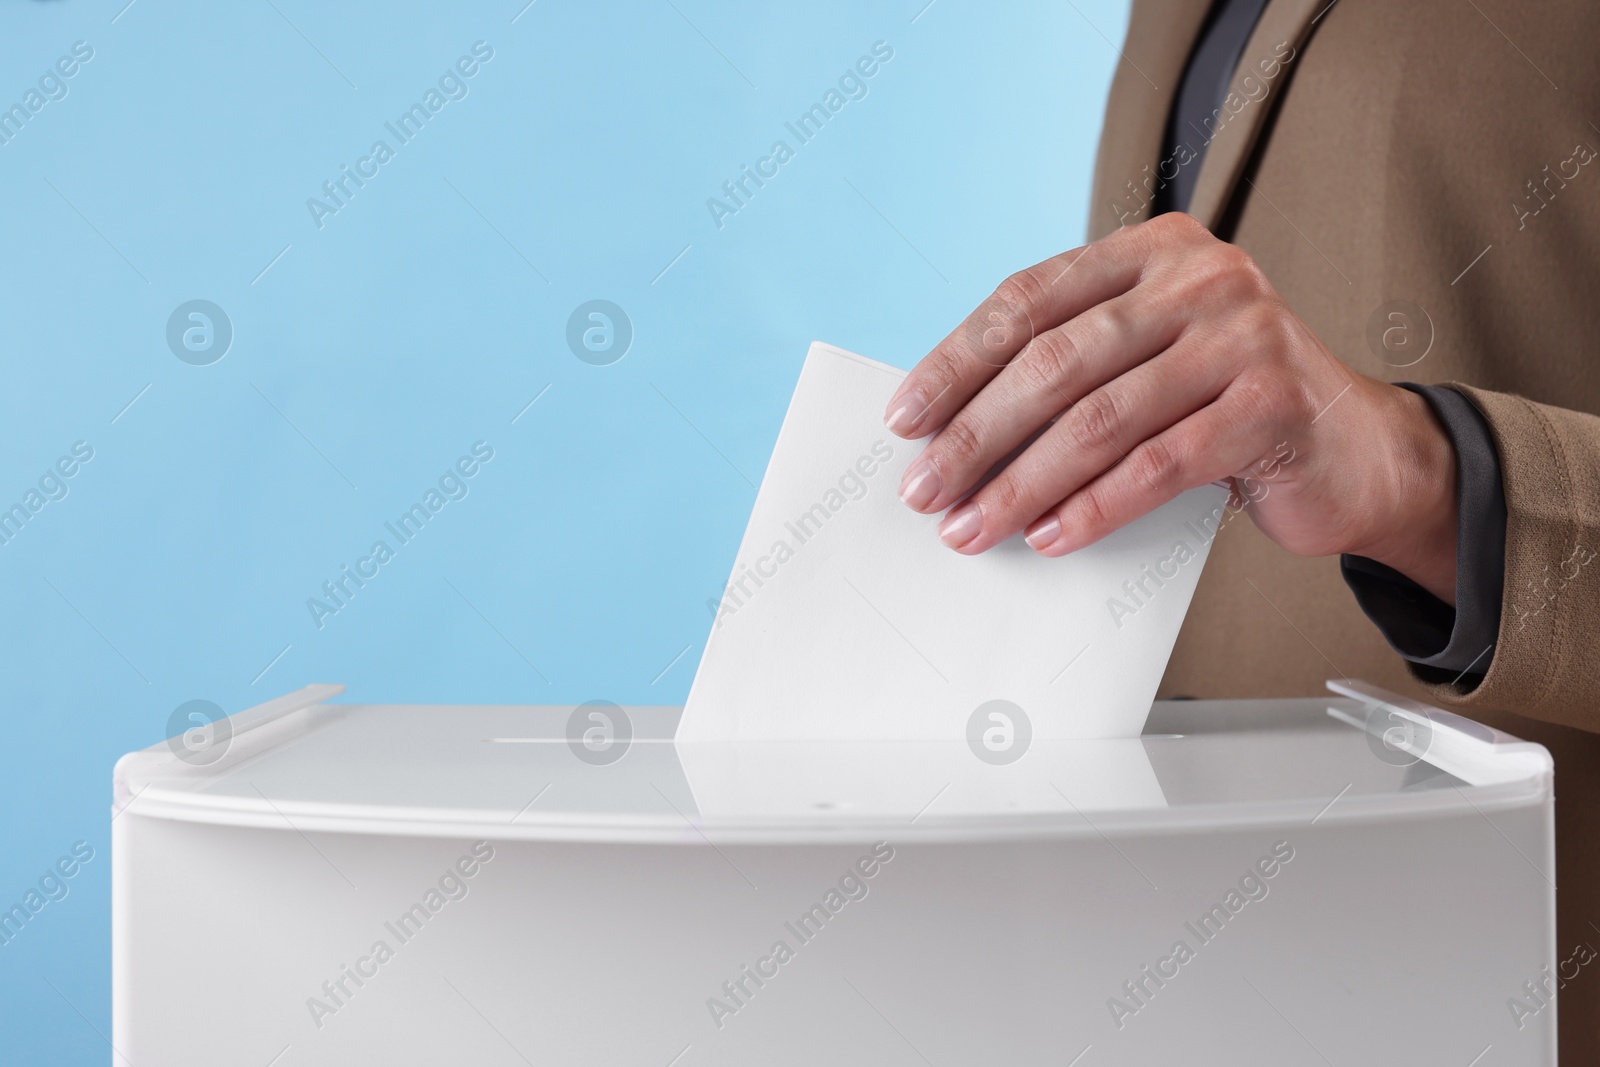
[113,685,1551,843]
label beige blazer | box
[1089,0,1600,1058]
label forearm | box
[1342,384,1506,680]
[1337,384,1460,604]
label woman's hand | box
[885,212,1462,604]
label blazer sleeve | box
[1341,384,1507,679]
[1410,384,1600,733]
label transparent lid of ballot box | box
[112,680,1552,844]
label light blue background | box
[0,0,1127,1059]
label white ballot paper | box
[678,342,1230,742]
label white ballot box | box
[112,681,1556,1065]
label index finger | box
[883,235,1148,439]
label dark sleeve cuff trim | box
[1339,384,1507,682]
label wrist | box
[1346,385,1460,604]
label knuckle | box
[1185,247,1267,308]
[1202,243,1251,285]
[1126,436,1179,497]
[979,273,1047,360]
[1233,264,1275,307]
[993,269,1050,322]
[1236,250,1272,292]
[1229,371,1291,427]
[934,415,985,467]
[1093,299,1134,346]
[1226,301,1275,348]
[1215,244,1272,296]
[1148,211,1206,240]
[1069,482,1115,538]
[1237,301,1296,361]
[1177,234,1230,270]
[916,346,965,392]
[1066,390,1125,455]
[982,472,1029,519]
[1015,329,1078,392]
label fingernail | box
[885,389,928,435]
[899,464,942,510]
[1024,514,1063,551]
[938,503,983,549]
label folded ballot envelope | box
[678,342,1231,742]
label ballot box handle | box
[113,683,345,815]
[1326,678,1553,786]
